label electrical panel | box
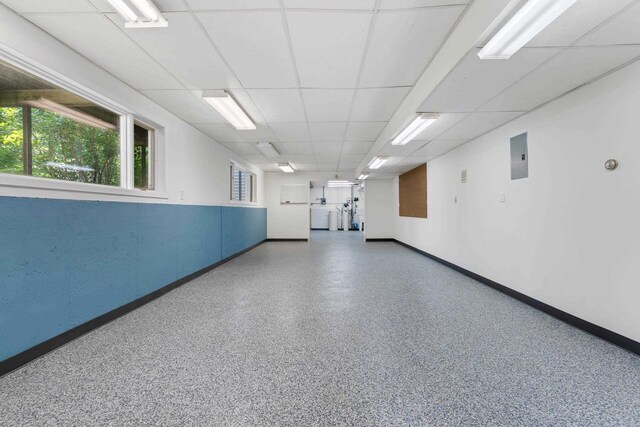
[510,132,528,180]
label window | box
[230,162,256,203]
[0,57,158,193]
[133,121,155,190]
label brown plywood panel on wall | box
[399,163,427,218]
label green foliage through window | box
[0,106,121,186]
[0,107,24,175]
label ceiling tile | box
[309,122,347,141]
[273,142,314,154]
[437,112,523,140]
[576,1,640,46]
[24,14,182,90]
[400,156,438,165]
[350,87,411,121]
[286,10,371,87]
[197,11,297,88]
[187,0,280,9]
[412,139,468,156]
[270,123,310,142]
[414,112,468,140]
[339,153,365,163]
[312,141,343,154]
[142,90,226,123]
[481,46,640,112]
[378,0,471,8]
[115,12,239,90]
[359,7,464,87]
[302,89,354,122]
[293,163,318,171]
[3,0,96,12]
[284,154,317,163]
[337,163,359,171]
[527,0,635,47]
[315,154,340,162]
[317,162,339,171]
[345,121,386,141]
[223,142,260,155]
[246,89,306,122]
[342,140,374,154]
[243,154,275,165]
[419,48,561,113]
[379,142,427,156]
[283,0,375,9]
[193,124,246,142]
[235,125,277,143]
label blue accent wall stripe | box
[0,196,266,362]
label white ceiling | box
[365,0,640,178]
[3,0,640,178]
[1,0,468,174]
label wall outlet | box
[461,169,467,183]
[499,192,505,203]
[454,196,458,204]
[180,190,184,200]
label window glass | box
[230,163,255,202]
[0,59,121,186]
[0,107,23,175]
[134,122,154,190]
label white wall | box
[394,59,640,342]
[0,6,264,208]
[365,179,394,239]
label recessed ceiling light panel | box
[278,163,295,173]
[203,90,256,130]
[478,0,578,60]
[107,0,168,28]
[392,113,439,146]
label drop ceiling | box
[364,0,640,178]
[2,0,640,178]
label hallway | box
[1,232,639,425]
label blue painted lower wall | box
[0,196,266,362]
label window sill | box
[0,174,168,200]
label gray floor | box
[1,231,639,426]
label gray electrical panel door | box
[510,132,528,180]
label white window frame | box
[0,46,166,199]
[230,161,257,205]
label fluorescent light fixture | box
[358,174,369,180]
[107,0,138,22]
[368,157,388,170]
[392,113,439,146]
[327,180,355,188]
[478,0,578,60]
[130,0,159,21]
[106,0,168,28]
[256,142,279,159]
[202,90,256,130]
[24,98,117,131]
[278,163,295,173]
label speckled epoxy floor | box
[1,231,639,426]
